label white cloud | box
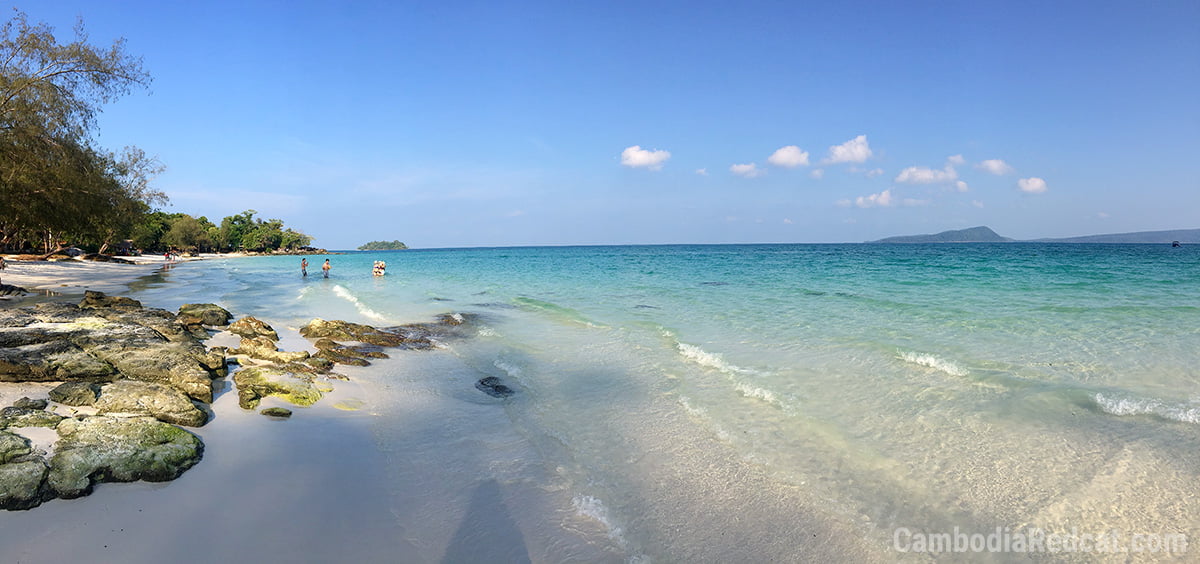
[730,163,764,178]
[810,168,825,179]
[955,180,969,192]
[824,135,873,164]
[1018,177,1048,194]
[767,145,810,168]
[854,189,895,208]
[977,159,1016,175]
[895,164,958,184]
[947,154,966,166]
[695,168,708,176]
[620,145,671,170]
[783,218,794,224]
[866,168,885,178]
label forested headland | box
[0,11,311,256]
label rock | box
[12,397,48,410]
[0,459,50,510]
[48,382,101,406]
[0,339,118,383]
[0,431,31,463]
[94,380,209,427]
[79,290,142,310]
[231,336,310,364]
[233,366,328,410]
[48,416,203,499]
[177,303,232,327]
[0,283,27,297]
[260,407,292,418]
[475,376,515,398]
[0,407,64,429]
[228,316,279,341]
[310,338,385,366]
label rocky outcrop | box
[231,335,310,364]
[233,366,330,410]
[228,316,279,340]
[48,382,101,406]
[178,303,233,328]
[47,416,203,499]
[0,283,27,297]
[0,298,225,402]
[94,380,209,427]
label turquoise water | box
[132,244,1199,561]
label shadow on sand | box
[440,479,531,564]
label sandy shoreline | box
[0,257,422,563]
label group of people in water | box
[299,257,382,278]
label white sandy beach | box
[0,258,409,563]
[0,258,578,564]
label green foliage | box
[0,10,158,252]
[357,240,408,251]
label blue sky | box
[25,1,1200,248]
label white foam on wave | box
[477,325,498,337]
[677,342,748,375]
[677,341,788,411]
[572,495,631,549]
[332,285,388,322]
[899,351,969,377]
[734,381,783,407]
[1094,393,1200,424]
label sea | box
[127,243,1198,562]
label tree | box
[0,10,157,252]
[163,214,210,252]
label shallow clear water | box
[131,244,1200,561]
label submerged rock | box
[48,416,203,499]
[311,338,387,366]
[94,380,209,427]
[475,376,515,398]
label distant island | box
[357,240,409,251]
[871,226,1200,244]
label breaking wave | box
[899,351,968,377]
[332,285,388,322]
[1093,393,1200,424]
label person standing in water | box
[301,257,308,277]
[322,259,331,278]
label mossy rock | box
[0,458,50,510]
[178,303,233,327]
[0,407,64,429]
[233,366,324,410]
[48,416,203,499]
[227,316,279,341]
[260,407,292,418]
[0,431,32,464]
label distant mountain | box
[871,226,1200,244]
[871,226,1012,243]
[1032,229,1200,244]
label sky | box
[22,0,1200,248]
